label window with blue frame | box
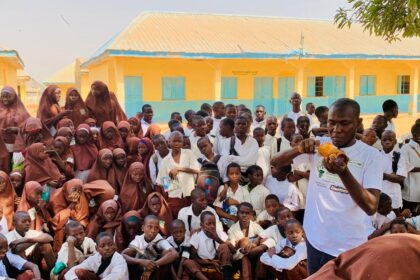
[221,77,237,99]
[397,75,410,94]
[307,76,346,98]
[359,75,376,96]
[162,77,185,100]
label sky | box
[0,0,350,82]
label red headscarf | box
[56,118,74,132]
[0,133,11,173]
[86,149,118,191]
[24,142,63,185]
[50,178,89,252]
[138,138,155,179]
[82,180,115,206]
[112,148,127,194]
[114,210,142,252]
[119,162,154,213]
[71,124,98,171]
[85,81,126,126]
[139,192,173,236]
[64,88,89,128]
[99,121,124,150]
[17,181,50,230]
[86,199,122,239]
[144,124,161,139]
[55,136,73,161]
[37,85,61,128]
[126,137,140,166]
[0,86,30,144]
[128,117,141,136]
[0,171,16,229]
[14,117,53,152]
[117,121,132,140]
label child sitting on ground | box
[122,215,178,280]
[0,233,41,280]
[260,207,294,249]
[256,195,281,229]
[185,211,236,280]
[260,219,308,280]
[166,220,191,280]
[52,221,96,280]
[64,232,129,280]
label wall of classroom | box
[0,58,18,89]
[82,57,420,122]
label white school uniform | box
[229,136,259,172]
[197,154,232,184]
[406,215,420,230]
[0,216,8,235]
[166,236,191,259]
[184,126,193,137]
[57,237,96,265]
[247,184,270,216]
[190,230,228,260]
[214,135,231,156]
[6,229,42,256]
[381,149,407,208]
[129,233,173,254]
[140,119,152,136]
[177,205,224,237]
[270,136,292,158]
[364,211,396,236]
[386,120,395,132]
[285,111,305,126]
[213,185,251,208]
[294,137,383,257]
[211,117,224,137]
[260,225,284,248]
[228,221,264,260]
[264,134,277,152]
[256,210,274,223]
[149,151,166,184]
[260,239,307,272]
[401,140,420,202]
[256,146,271,180]
[292,163,310,209]
[251,119,266,131]
[64,252,128,280]
[0,252,27,278]
[189,132,215,159]
[265,176,301,212]
[156,149,199,198]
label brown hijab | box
[82,180,115,206]
[139,192,173,236]
[119,162,154,213]
[56,118,75,132]
[86,149,118,191]
[50,179,89,252]
[117,121,132,139]
[308,234,420,280]
[86,199,122,239]
[112,148,127,194]
[128,117,141,136]
[138,138,155,179]
[14,117,53,152]
[99,121,124,151]
[17,181,50,230]
[126,137,140,166]
[114,210,142,252]
[0,133,11,174]
[24,142,63,185]
[37,85,61,128]
[64,88,89,128]
[0,171,16,230]
[71,124,98,171]
[0,86,30,144]
[85,81,126,126]
[144,124,161,139]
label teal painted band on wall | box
[355,95,411,114]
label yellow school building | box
[0,45,24,93]
[77,12,420,122]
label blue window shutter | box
[307,76,315,97]
[323,76,335,97]
[368,76,375,95]
[124,76,142,117]
[334,76,346,98]
[162,77,185,100]
[221,77,237,99]
[278,77,295,98]
[360,75,368,96]
[397,76,402,94]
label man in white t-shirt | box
[272,98,382,275]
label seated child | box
[185,211,235,280]
[228,203,266,280]
[245,165,270,216]
[64,232,129,280]
[166,220,191,280]
[214,163,250,228]
[260,207,294,249]
[253,128,271,179]
[6,211,56,272]
[265,165,301,213]
[0,232,41,280]
[260,219,308,280]
[256,195,282,229]
[390,219,409,234]
[52,221,96,280]
[122,215,178,280]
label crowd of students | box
[0,81,419,280]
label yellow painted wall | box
[0,58,18,89]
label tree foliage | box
[335,0,420,42]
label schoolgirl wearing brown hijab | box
[99,121,124,151]
[51,136,75,180]
[71,124,98,182]
[86,199,122,240]
[86,149,118,191]
[112,148,127,194]
[64,88,89,128]
[0,171,17,231]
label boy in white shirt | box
[166,220,191,280]
[211,101,225,136]
[156,131,200,217]
[265,165,301,212]
[149,135,170,184]
[273,118,294,155]
[253,128,271,180]
[65,232,128,280]
[245,165,270,216]
[251,105,266,131]
[260,207,294,249]
[371,115,388,150]
[264,116,278,150]
[189,116,213,158]
[122,215,178,280]
[186,211,235,280]
[256,195,281,229]
[215,118,235,156]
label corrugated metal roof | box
[83,12,420,67]
[44,62,76,85]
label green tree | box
[335,0,420,42]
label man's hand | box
[323,156,348,175]
[298,138,319,154]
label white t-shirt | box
[251,119,266,131]
[129,233,172,254]
[57,237,96,265]
[189,132,215,159]
[0,216,8,235]
[190,230,228,260]
[385,120,395,132]
[260,239,307,271]
[6,229,42,256]
[213,185,251,208]
[256,210,274,223]
[265,176,301,212]
[228,221,264,260]
[177,205,223,237]
[285,111,304,125]
[401,140,420,202]
[211,117,224,137]
[0,252,26,278]
[166,236,191,259]
[247,184,270,216]
[257,146,271,180]
[381,149,407,208]
[156,149,199,198]
[229,136,259,172]
[260,225,284,248]
[294,138,383,257]
[149,151,166,184]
